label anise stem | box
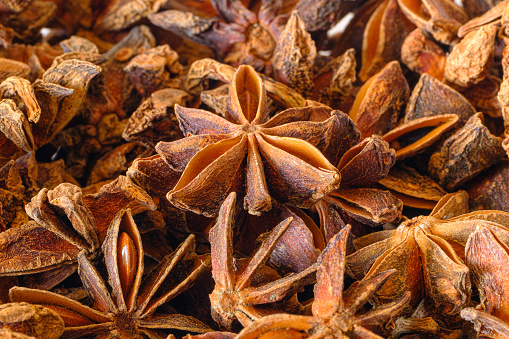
[118,232,138,298]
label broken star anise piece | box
[349,61,410,139]
[156,64,340,217]
[235,225,410,339]
[209,192,317,331]
[397,0,468,44]
[382,114,459,161]
[404,73,476,125]
[461,225,509,339]
[347,191,509,314]
[401,28,446,81]
[428,113,505,191]
[10,208,212,339]
[0,302,64,339]
[378,163,446,210]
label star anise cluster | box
[1,0,509,338]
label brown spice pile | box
[0,0,509,338]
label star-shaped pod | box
[209,192,317,330]
[10,208,211,339]
[156,65,341,217]
[235,225,410,339]
[347,191,509,314]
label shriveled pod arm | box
[255,133,340,208]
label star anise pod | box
[401,28,446,81]
[382,114,459,161]
[237,201,324,275]
[235,225,410,338]
[0,58,100,166]
[10,208,212,338]
[378,163,447,210]
[209,192,317,331]
[358,0,416,81]
[313,135,403,241]
[149,0,356,71]
[349,61,410,139]
[460,225,509,338]
[404,73,476,125]
[0,176,159,290]
[0,151,77,230]
[444,24,497,89]
[428,113,505,191]
[0,302,64,339]
[149,0,288,70]
[156,64,341,217]
[467,160,509,212]
[397,0,469,44]
[347,191,509,314]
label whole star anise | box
[156,64,341,217]
[347,191,509,314]
[234,225,410,338]
[10,208,211,338]
[209,192,317,330]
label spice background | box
[0,0,509,338]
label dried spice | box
[156,64,340,217]
[428,113,505,191]
[379,163,446,210]
[311,48,357,109]
[401,28,446,81]
[382,114,459,161]
[444,25,497,88]
[235,225,410,338]
[122,88,188,148]
[123,44,184,97]
[10,209,211,338]
[0,59,100,166]
[404,73,476,124]
[463,75,503,119]
[359,0,415,81]
[397,0,469,44]
[461,225,509,338]
[347,191,509,312]
[4,0,509,337]
[313,135,403,241]
[0,152,76,230]
[0,302,64,339]
[238,203,324,274]
[349,61,410,139]
[0,176,158,290]
[272,11,316,95]
[392,314,463,338]
[209,192,316,330]
[183,58,307,109]
[149,1,283,70]
[467,160,509,212]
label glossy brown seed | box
[117,232,138,298]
